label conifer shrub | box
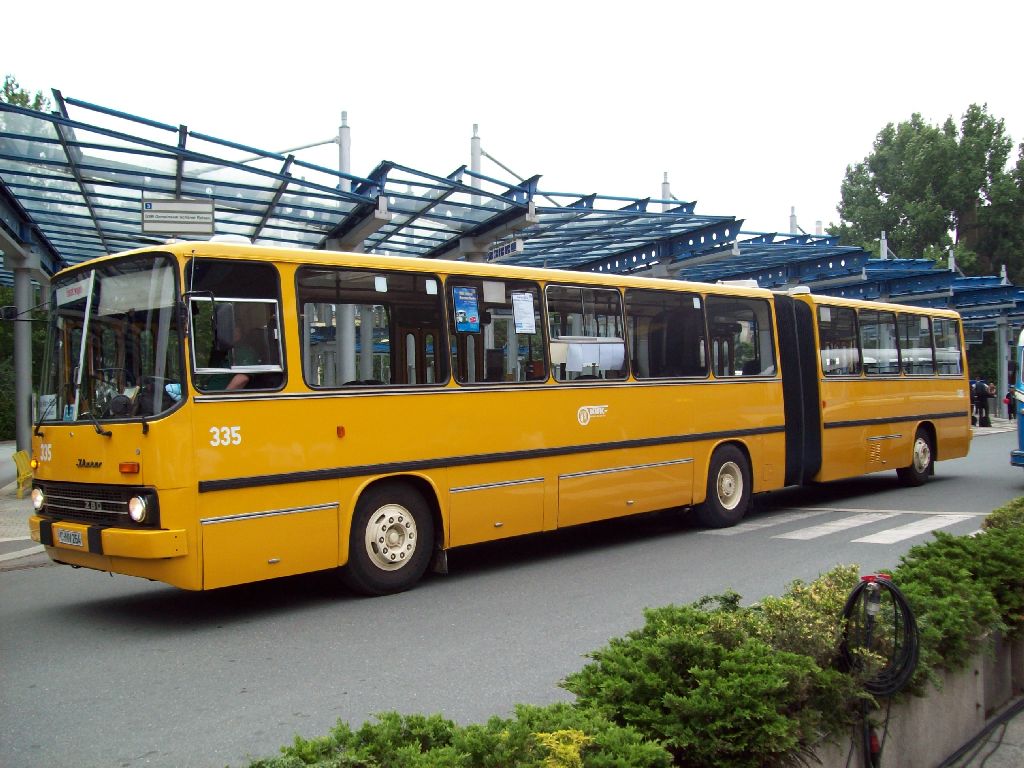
[562,576,862,768]
[982,496,1024,531]
[250,503,1024,768]
[248,704,672,768]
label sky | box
[6,0,1023,238]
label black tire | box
[896,428,934,487]
[694,444,751,528]
[341,483,434,596]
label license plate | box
[57,529,84,547]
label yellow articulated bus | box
[28,241,972,594]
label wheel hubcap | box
[717,461,743,510]
[364,503,417,571]
[913,437,931,473]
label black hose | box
[840,576,920,767]
[840,576,920,697]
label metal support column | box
[2,240,46,454]
[998,317,1009,418]
[13,263,33,451]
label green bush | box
[983,496,1024,531]
[248,704,672,768]
[562,577,862,768]
[251,503,1024,768]
[969,525,1024,636]
[892,532,1001,685]
[749,565,861,669]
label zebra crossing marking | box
[773,512,900,540]
[700,507,984,543]
[700,509,831,536]
[852,514,976,544]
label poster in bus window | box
[453,286,480,333]
[511,291,536,334]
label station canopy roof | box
[0,92,736,277]
[2,92,1021,329]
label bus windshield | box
[37,254,183,424]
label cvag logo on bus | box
[577,405,608,426]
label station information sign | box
[141,199,215,234]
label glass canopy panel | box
[75,146,179,177]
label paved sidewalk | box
[943,698,1024,767]
[0,478,40,563]
[0,440,40,563]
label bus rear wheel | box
[897,428,934,487]
[694,445,751,528]
[342,483,434,596]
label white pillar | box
[880,231,888,260]
[662,172,671,212]
[338,111,351,193]
[789,206,798,234]
[471,124,481,208]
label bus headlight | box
[31,487,44,511]
[128,495,148,523]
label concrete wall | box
[815,636,1024,767]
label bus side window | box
[546,284,626,382]
[448,279,545,385]
[186,260,285,392]
[932,317,963,375]
[897,313,935,375]
[296,267,448,388]
[625,287,708,379]
[859,309,899,376]
[705,295,776,378]
[817,304,861,376]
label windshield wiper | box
[80,408,112,438]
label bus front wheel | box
[695,445,751,528]
[342,483,434,596]
[897,429,934,487]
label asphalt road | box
[2,430,1021,768]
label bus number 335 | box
[209,426,242,446]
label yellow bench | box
[13,450,32,499]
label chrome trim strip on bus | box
[820,374,965,382]
[450,477,545,494]
[200,502,339,526]
[866,434,903,442]
[191,378,781,403]
[197,425,785,493]
[824,410,967,429]
[559,457,694,481]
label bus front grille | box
[35,482,156,528]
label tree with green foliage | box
[1,74,50,111]
[831,104,1024,284]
